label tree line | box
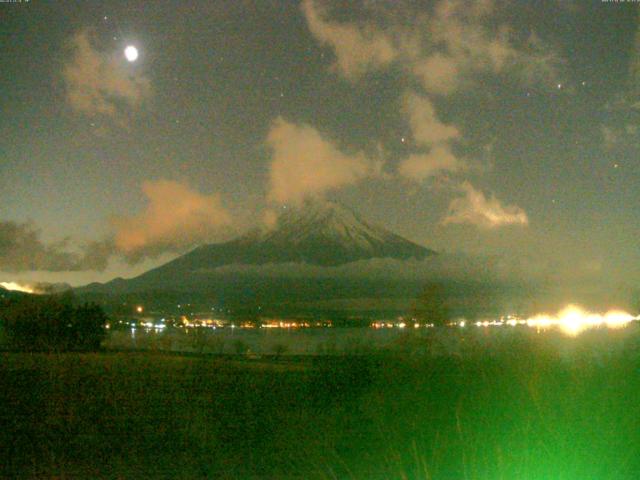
[0,292,108,351]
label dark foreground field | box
[2,332,640,479]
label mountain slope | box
[81,199,435,293]
[147,200,432,271]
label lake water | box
[104,323,640,360]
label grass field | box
[2,330,640,479]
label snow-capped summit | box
[178,198,435,268]
[245,199,421,253]
[82,199,435,293]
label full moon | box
[124,45,138,62]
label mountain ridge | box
[80,199,435,294]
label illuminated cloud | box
[442,181,528,228]
[0,182,232,271]
[397,91,465,182]
[302,0,562,92]
[112,180,232,263]
[399,145,465,182]
[0,282,35,293]
[403,91,460,146]
[301,0,397,79]
[0,281,73,295]
[411,53,460,95]
[266,117,375,204]
[62,29,150,123]
[302,0,560,194]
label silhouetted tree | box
[411,282,450,326]
[271,343,288,359]
[0,294,107,351]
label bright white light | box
[604,310,636,329]
[124,45,139,62]
[557,305,586,336]
[0,282,34,293]
[524,304,637,337]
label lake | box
[104,322,640,360]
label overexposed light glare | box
[124,45,139,62]
[527,304,637,337]
[604,310,636,329]
[453,304,639,336]
[0,281,34,294]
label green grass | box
[1,333,640,479]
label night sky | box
[2,0,640,292]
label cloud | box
[266,117,376,204]
[112,180,232,263]
[301,0,560,193]
[62,29,150,123]
[399,145,465,182]
[397,91,465,182]
[403,91,460,146]
[301,0,397,79]
[196,251,549,291]
[442,181,528,228]
[0,221,110,272]
[597,25,640,149]
[0,181,233,272]
[411,53,461,96]
[302,0,562,93]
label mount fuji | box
[160,199,433,269]
[79,200,437,309]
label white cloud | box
[266,117,375,204]
[62,29,150,123]
[442,181,528,228]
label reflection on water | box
[105,318,640,359]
